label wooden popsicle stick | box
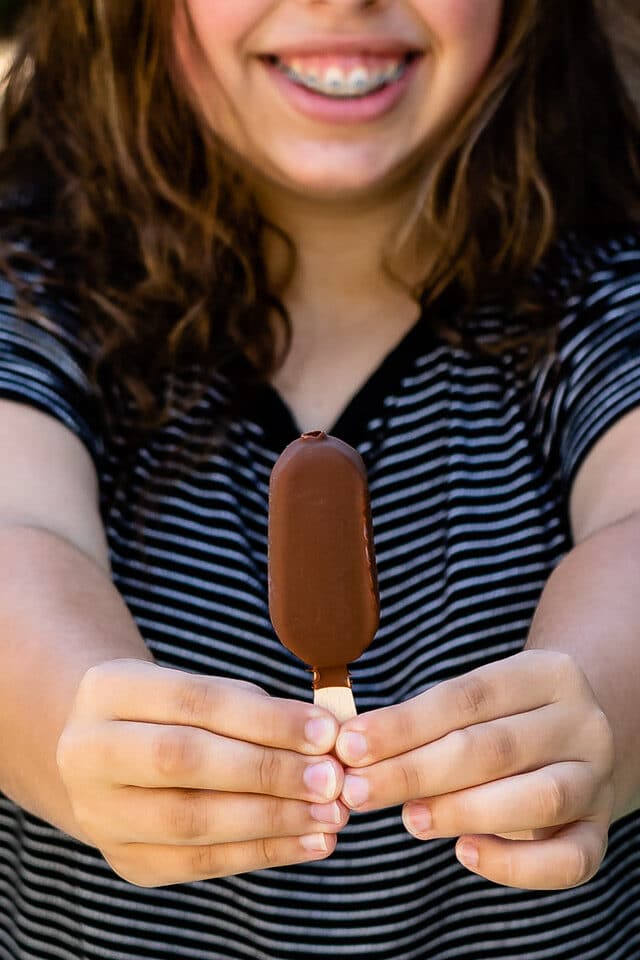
[314,686,357,723]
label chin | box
[249,131,434,202]
[265,153,404,201]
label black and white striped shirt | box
[1,227,640,959]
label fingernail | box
[300,833,329,853]
[310,801,342,825]
[342,774,369,809]
[305,716,336,750]
[403,803,433,838]
[303,761,338,801]
[336,731,368,764]
[457,841,479,869]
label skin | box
[176,0,504,430]
[0,403,346,882]
[177,0,502,198]
[169,0,639,889]
[2,0,638,892]
[335,407,640,888]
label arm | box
[0,400,153,837]
[335,407,640,889]
[0,400,345,883]
[526,405,640,820]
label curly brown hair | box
[0,0,639,428]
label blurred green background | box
[0,0,22,36]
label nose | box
[300,0,382,7]
[294,0,392,27]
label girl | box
[0,1,639,958]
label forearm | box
[0,524,153,839]
[526,512,640,820]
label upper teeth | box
[278,59,406,97]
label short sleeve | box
[530,229,640,491]
[0,272,104,467]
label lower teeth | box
[294,79,391,99]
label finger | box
[65,721,344,802]
[340,703,604,811]
[105,833,337,887]
[336,650,587,766]
[73,660,339,755]
[401,762,605,840]
[454,819,609,890]
[86,788,348,846]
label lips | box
[256,34,424,123]
[261,36,423,59]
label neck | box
[255,176,428,330]
[249,176,430,432]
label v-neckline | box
[242,309,437,453]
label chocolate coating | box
[268,432,379,690]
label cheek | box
[183,0,263,70]
[176,0,258,123]
[185,0,254,45]
[421,0,502,36]
[421,0,503,62]
[422,0,503,107]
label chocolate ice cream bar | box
[268,431,379,721]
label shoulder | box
[470,225,640,349]
[0,236,102,440]
[527,224,640,365]
[534,223,640,305]
[0,234,94,359]
[526,225,640,493]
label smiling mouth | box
[262,52,421,100]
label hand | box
[335,650,615,890]
[56,660,347,886]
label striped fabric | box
[1,227,640,959]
